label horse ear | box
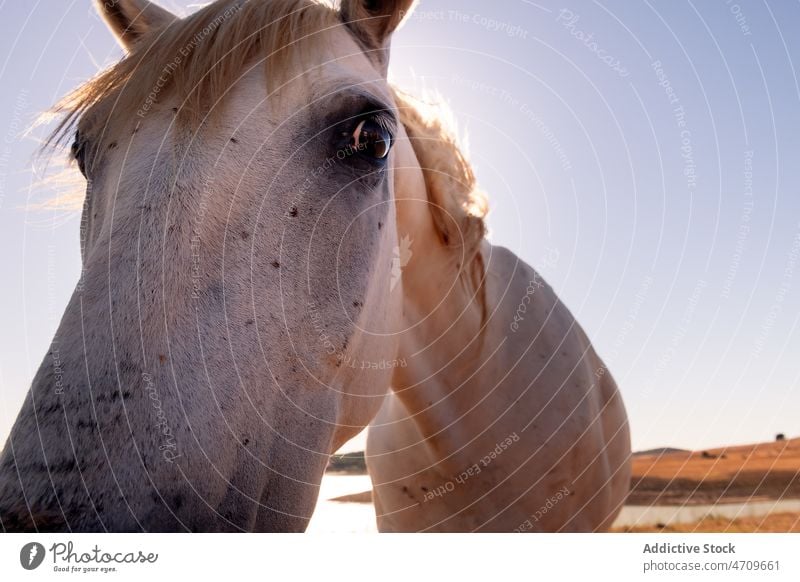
[340,0,416,72]
[95,0,178,50]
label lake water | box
[614,499,800,528]
[308,474,800,533]
[307,474,377,533]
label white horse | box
[0,0,416,531]
[365,90,632,532]
[0,0,629,533]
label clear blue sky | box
[1,0,798,452]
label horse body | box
[367,242,631,531]
[366,97,631,532]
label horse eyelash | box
[371,111,396,136]
[342,110,396,146]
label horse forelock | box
[45,0,341,150]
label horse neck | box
[392,194,491,462]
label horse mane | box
[47,0,339,146]
[390,87,489,310]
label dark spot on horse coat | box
[288,206,298,217]
[378,221,382,229]
[271,260,280,268]
[48,458,77,473]
[96,389,131,403]
[19,458,76,473]
[242,438,249,446]
[119,359,138,376]
[37,399,63,415]
[159,354,167,364]
[108,141,117,150]
[240,231,249,240]
[245,319,254,325]
[400,485,419,505]
[230,137,238,143]
[76,418,96,432]
[206,282,223,302]
[353,300,362,308]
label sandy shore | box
[628,437,800,505]
[614,512,800,533]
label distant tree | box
[776,433,786,441]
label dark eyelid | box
[319,89,397,136]
[344,106,396,138]
[354,97,396,131]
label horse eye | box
[71,133,87,177]
[350,117,392,159]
